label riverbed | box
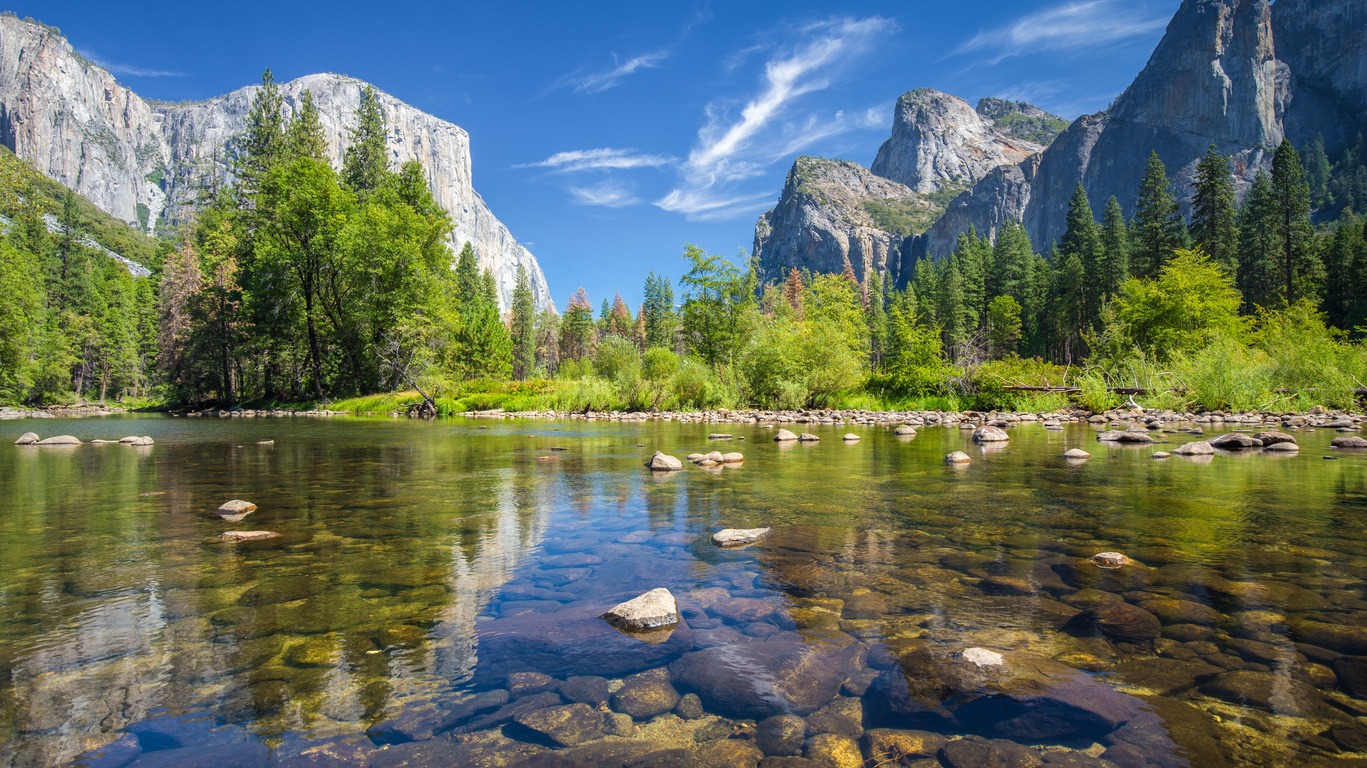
[1,415,1365,767]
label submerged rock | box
[217,531,279,543]
[670,640,862,719]
[945,451,972,464]
[645,452,684,471]
[712,528,771,548]
[1253,430,1297,446]
[513,703,605,747]
[1210,433,1263,449]
[1263,440,1299,453]
[1064,602,1161,643]
[973,426,1009,443]
[1331,435,1367,448]
[798,433,820,442]
[756,714,806,756]
[610,668,680,719]
[893,425,917,436]
[1088,552,1132,569]
[1097,431,1154,443]
[602,588,679,631]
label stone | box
[721,452,744,463]
[1331,435,1367,448]
[707,433,733,440]
[894,425,918,436]
[978,576,1036,596]
[1209,433,1263,449]
[973,425,1009,443]
[14,432,38,445]
[861,729,946,763]
[645,452,683,471]
[217,500,257,515]
[1063,448,1090,460]
[1097,431,1154,443]
[35,435,80,445]
[124,743,270,768]
[774,429,799,441]
[805,696,863,738]
[1088,552,1132,569]
[1171,441,1214,455]
[756,714,807,756]
[560,676,610,705]
[1263,440,1299,452]
[603,588,679,631]
[670,640,863,719]
[798,433,820,442]
[712,528,771,548]
[611,668,680,719]
[1138,598,1221,626]
[803,733,863,768]
[1253,430,1297,446]
[508,672,557,697]
[673,692,704,720]
[127,436,154,446]
[369,689,509,743]
[945,451,972,464]
[842,433,860,442]
[1289,620,1367,654]
[962,647,1006,668]
[217,531,279,543]
[1334,656,1367,699]
[513,703,605,747]
[939,737,1042,768]
[1199,670,1324,713]
[1064,602,1160,643]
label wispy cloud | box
[568,179,640,208]
[953,1,1167,64]
[80,49,187,78]
[575,50,671,95]
[516,148,674,173]
[657,15,896,221]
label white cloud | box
[953,1,1168,63]
[516,147,674,173]
[579,50,670,94]
[80,50,186,78]
[568,180,641,208]
[657,15,896,220]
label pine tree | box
[641,272,676,349]
[1048,249,1087,363]
[1270,140,1322,306]
[937,261,970,356]
[866,270,889,370]
[287,89,328,162]
[342,85,389,193]
[1305,136,1332,207]
[559,288,595,363]
[1237,170,1280,311]
[510,264,535,379]
[953,229,990,327]
[990,222,1035,305]
[607,293,634,338]
[1059,184,1102,319]
[454,242,481,307]
[239,69,286,196]
[1098,196,1130,302]
[1322,213,1365,330]
[1190,145,1239,273]
[1130,151,1187,279]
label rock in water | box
[1063,448,1090,460]
[217,500,257,516]
[14,432,38,445]
[35,435,80,445]
[217,531,279,542]
[602,588,678,631]
[712,528,771,548]
[128,436,154,446]
[1171,441,1214,455]
[721,452,744,463]
[842,433,860,442]
[1064,602,1161,643]
[1263,440,1299,453]
[1088,552,1133,569]
[1332,435,1367,448]
[773,429,799,442]
[512,703,605,747]
[893,425,917,436]
[1210,432,1263,449]
[644,451,683,471]
[669,641,862,719]
[1253,430,1296,446]
[945,451,972,464]
[798,433,820,442]
[972,426,1009,443]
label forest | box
[1,72,1365,415]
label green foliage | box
[1130,151,1187,279]
[1191,146,1239,272]
[1076,370,1121,412]
[679,245,755,366]
[1169,334,1275,412]
[861,196,940,235]
[1110,248,1246,360]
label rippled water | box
[1,415,1365,767]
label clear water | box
[1,415,1365,767]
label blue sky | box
[21,1,1176,308]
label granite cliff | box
[0,14,550,310]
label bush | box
[1253,302,1359,410]
[642,347,680,381]
[1169,334,1274,411]
[594,336,642,384]
[668,358,732,410]
[1076,370,1121,413]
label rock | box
[803,733,863,768]
[1088,552,1132,569]
[805,696,863,738]
[127,436,154,446]
[217,500,257,515]
[712,528,771,548]
[560,676,611,705]
[611,668,680,719]
[1152,451,1171,459]
[513,703,605,747]
[721,452,744,463]
[1199,670,1324,713]
[1334,656,1367,699]
[673,692,704,720]
[35,435,80,445]
[257,440,275,445]
[670,640,862,719]
[217,531,279,543]
[1289,620,1367,654]
[369,689,509,742]
[645,452,683,472]
[1138,598,1221,626]
[1063,448,1090,460]
[962,647,1006,668]
[842,433,860,442]
[449,691,564,736]
[1097,431,1154,443]
[1209,433,1263,449]
[707,433,733,440]
[756,714,807,756]
[862,729,946,764]
[118,435,141,443]
[603,588,679,631]
[797,433,820,442]
[508,672,557,697]
[1171,441,1214,455]
[1064,603,1161,643]
[774,429,799,442]
[973,425,1009,443]
[14,432,38,445]
[893,425,917,436]
[939,737,1042,768]
[978,576,1036,596]
[124,743,270,768]
[945,451,972,464]
[1263,440,1299,452]
[1331,435,1367,448]
[1253,430,1297,446]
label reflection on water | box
[0,415,1363,767]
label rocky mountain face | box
[870,89,1042,196]
[0,14,550,310]
[1273,0,1367,152]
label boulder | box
[602,588,679,631]
[1331,435,1367,448]
[1209,433,1263,449]
[939,737,1042,768]
[512,703,605,747]
[217,531,279,543]
[14,432,38,445]
[610,668,680,719]
[774,429,799,441]
[645,452,684,471]
[1199,670,1324,713]
[973,426,1009,443]
[36,435,80,445]
[670,640,862,719]
[893,425,917,436]
[861,729,946,764]
[803,733,863,768]
[1253,430,1297,446]
[1097,431,1154,443]
[128,436,154,446]
[721,452,744,463]
[560,676,611,706]
[712,528,771,548]
[707,433,733,440]
[756,714,806,756]
[217,500,257,516]
[1088,552,1132,569]
[1063,448,1091,460]
[1171,441,1213,456]
[797,433,820,442]
[945,451,972,464]
[1152,451,1171,459]
[1064,602,1161,643]
[1263,440,1299,453]
[842,434,860,442]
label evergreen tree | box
[342,85,389,193]
[866,270,889,370]
[1130,151,1187,279]
[1270,139,1322,306]
[1059,184,1102,319]
[990,222,1035,305]
[510,264,536,380]
[1048,248,1087,363]
[936,261,970,356]
[239,69,286,196]
[641,272,677,349]
[953,229,990,327]
[559,288,595,363]
[287,89,329,162]
[985,295,1021,359]
[911,257,940,325]
[1098,196,1130,301]
[607,293,634,338]
[1237,170,1281,311]
[1305,136,1332,207]
[0,239,43,400]
[1322,213,1365,330]
[454,242,481,307]
[1190,145,1239,273]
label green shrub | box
[1170,334,1274,411]
[1076,370,1121,413]
[642,347,680,381]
